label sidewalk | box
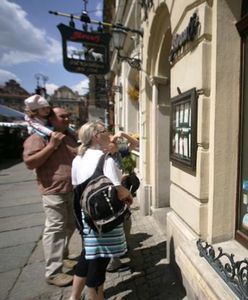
[0,160,186,300]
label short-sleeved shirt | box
[23,132,77,195]
[72,149,122,186]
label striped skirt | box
[82,211,127,260]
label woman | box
[69,121,132,300]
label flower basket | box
[128,85,139,101]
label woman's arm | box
[104,156,133,205]
[111,131,139,151]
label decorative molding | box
[149,76,169,86]
[197,239,248,300]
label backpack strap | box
[73,179,90,236]
[91,153,110,178]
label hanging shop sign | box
[170,88,197,171]
[57,23,111,75]
[169,12,200,63]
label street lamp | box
[34,73,48,97]
[112,26,143,71]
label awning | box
[0,121,27,128]
[0,104,25,120]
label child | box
[25,94,77,139]
[24,94,53,137]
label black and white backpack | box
[79,153,129,234]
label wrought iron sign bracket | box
[112,85,122,93]
[196,239,248,300]
[117,53,141,71]
[140,0,154,21]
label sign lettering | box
[57,23,110,75]
[169,13,200,63]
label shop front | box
[140,0,247,299]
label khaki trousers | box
[42,192,75,278]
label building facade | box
[108,0,248,299]
[0,80,30,112]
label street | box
[0,159,186,300]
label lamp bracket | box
[117,51,141,70]
[114,23,143,37]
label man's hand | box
[49,132,65,150]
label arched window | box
[236,3,248,248]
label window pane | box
[239,34,248,234]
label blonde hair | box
[25,108,39,118]
[77,120,104,156]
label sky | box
[0,0,103,95]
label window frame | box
[170,88,197,171]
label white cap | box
[24,94,50,111]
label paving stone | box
[134,276,146,286]
[0,212,44,232]
[0,268,20,300]
[28,239,44,264]
[0,243,35,272]
[0,191,40,207]
[7,262,57,300]
[0,226,43,248]
[0,203,43,218]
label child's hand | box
[50,132,65,149]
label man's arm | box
[23,132,65,169]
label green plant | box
[122,154,136,174]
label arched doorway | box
[141,3,172,225]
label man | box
[23,107,78,287]
[105,131,139,273]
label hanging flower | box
[130,132,139,140]
[128,85,139,101]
